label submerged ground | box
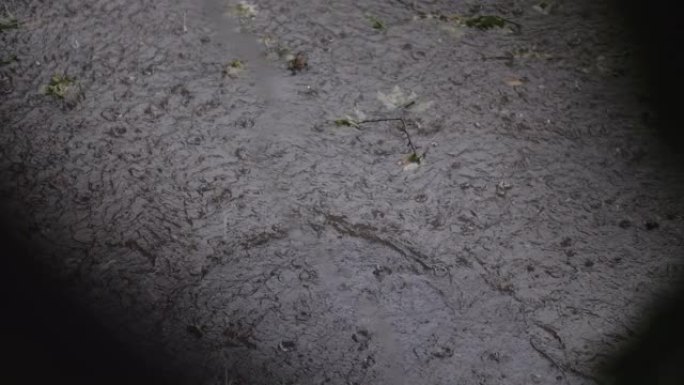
[1,0,683,384]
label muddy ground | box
[1,0,684,384]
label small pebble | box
[287,52,308,74]
[645,221,659,231]
[618,219,632,229]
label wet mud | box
[1,0,684,384]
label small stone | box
[287,52,308,74]
[618,219,632,229]
[496,181,512,197]
[645,221,659,230]
[278,340,296,352]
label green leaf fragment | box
[407,152,422,164]
[235,2,258,18]
[45,74,75,99]
[0,54,17,66]
[0,17,19,32]
[368,15,385,30]
[334,118,359,128]
[223,60,246,78]
[465,15,506,29]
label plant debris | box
[368,15,386,30]
[278,340,296,352]
[334,118,360,128]
[454,15,522,32]
[45,74,75,99]
[287,52,308,74]
[504,77,524,87]
[644,221,660,231]
[0,54,17,66]
[223,59,246,78]
[234,1,258,18]
[508,45,553,60]
[229,59,244,68]
[465,15,506,29]
[407,152,422,164]
[0,17,19,32]
[337,117,428,168]
[496,181,512,197]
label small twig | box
[356,117,403,124]
[182,11,188,33]
[401,100,416,109]
[356,117,418,154]
[397,118,418,154]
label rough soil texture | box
[1,0,684,384]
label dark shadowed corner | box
[599,281,684,385]
[614,0,684,153]
[0,207,189,385]
[597,0,684,383]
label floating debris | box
[452,15,521,32]
[496,181,512,197]
[334,118,359,128]
[465,15,506,29]
[234,1,258,18]
[45,74,75,99]
[504,77,524,87]
[645,221,660,231]
[223,59,245,78]
[368,15,386,30]
[400,151,425,171]
[407,152,422,164]
[0,17,19,32]
[278,340,296,352]
[0,54,17,66]
[287,52,308,74]
[509,45,553,60]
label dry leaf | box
[504,78,524,87]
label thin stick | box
[356,117,418,154]
[397,118,418,154]
[356,117,403,124]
